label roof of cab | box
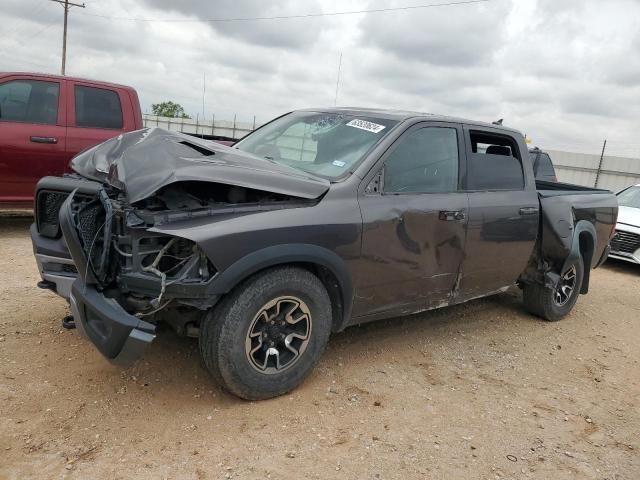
[0,71,137,93]
[300,107,523,136]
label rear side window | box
[535,153,555,177]
[74,85,123,129]
[467,131,524,190]
[384,127,459,193]
[0,80,59,125]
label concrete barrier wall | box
[547,149,640,192]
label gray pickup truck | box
[31,108,617,400]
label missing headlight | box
[112,233,216,312]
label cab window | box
[535,153,555,177]
[75,85,123,129]
[0,80,59,125]
[467,131,524,190]
[383,127,459,193]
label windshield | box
[617,186,640,208]
[234,111,398,179]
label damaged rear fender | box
[565,220,597,294]
[534,219,597,293]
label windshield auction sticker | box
[346,119,386,133]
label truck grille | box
[610,230,640,254]
[72,195,114,285]
[77,202,106,252]
[36,190,70,238]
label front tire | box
[199,266,332,400]
[523,255,585,321]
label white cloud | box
[1,0,639,156]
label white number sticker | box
[346,119,386,134]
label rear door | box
[0,76,67,204]
[65,81,128,168]
[353,121,469,319]
[457,127,539,301]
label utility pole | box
[50,0,86,75]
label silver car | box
[609,184,640,264]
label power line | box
[0,53,54,72]
[7,0,55,39]
[18,19,59,45]
[78,0,491,24]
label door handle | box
[439,210,466,221]
[30,136,58,144]
[519,207,539,216]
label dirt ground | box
[0,215,638,480]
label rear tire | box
[199,266,332,400]
[523,255,584,321]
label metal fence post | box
[594,139,607,188]
[232,114,237,140]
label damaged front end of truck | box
[36,128,329,364]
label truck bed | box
[536,180,612,197]
[535,180,617,274]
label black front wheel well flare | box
[220,261,344,333]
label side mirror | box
[365,168,383,194]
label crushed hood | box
[71,128,330,204]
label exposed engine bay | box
[52,179,316,336]
[34,128,331,339]
[131,180,314,224]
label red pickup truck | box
[0,72,143,208]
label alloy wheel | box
[245,296,312,374]
[554,265,577,307]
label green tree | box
[151,101,190,118]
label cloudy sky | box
[2,0,639,156]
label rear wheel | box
[523,255,584,321]
[199,266,332,400]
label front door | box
[0,77,67,205]
[353,122,468,320]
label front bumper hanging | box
[60,191,156,365]
[69,279,156,366]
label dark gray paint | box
[352,121,468,319]
[32,108,618,363]
[458,125,540,300]
[106,111,617,326]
